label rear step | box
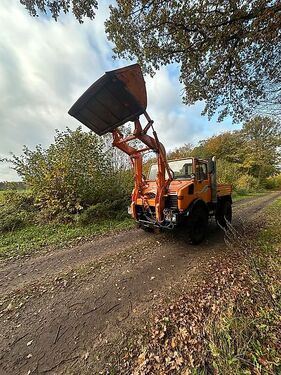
[68,64,147,136]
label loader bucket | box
[68,64,147,136]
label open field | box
[0,189,28,202]
[0,192,280,374]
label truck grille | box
[166,194,177,208]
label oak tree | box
[21,1,281,121]
[20,0,98,23]
[106,1,281,121]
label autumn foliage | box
[9,127,132,223]
[2,116,280,228]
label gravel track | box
[0,192,279,375]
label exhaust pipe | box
[210,156,217,204]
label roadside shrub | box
[0,190,36,232]
[235,175,259,194]
[2,190,35,210]
[10,128,133,223]
[264,174,281,190]
[78,198,129,225]
[34,207,74,224]
[0,206,27,232]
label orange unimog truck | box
[69,64,232,244]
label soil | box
[0,192,280,375]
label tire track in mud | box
[0,229,150,296]
[0,192,280,375]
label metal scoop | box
[68,64,147,136]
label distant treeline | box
[145,116,281,192]
[0,181,26,191]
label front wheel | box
[189,207,208,245]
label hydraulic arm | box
[112,112,172,222]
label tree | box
[216,159,244,189]
[191,116,281,185]
[20,0,98,23]
[191,132,244,163]
[256,81,281,119]
[167,143,194,159]
[0,181,26,190]
[240,116,281,183]
[21,1,281,121]
[106,1,281,121]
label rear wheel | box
[189,207,208,245]
[216,200,232,228]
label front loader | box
[69,64,232,244]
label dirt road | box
[0,192,280,374]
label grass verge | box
[0,218,135,259]
[232,190,267,202]
[205,199,281,375]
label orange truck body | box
[131,157,232,229]
[137,173,232,210]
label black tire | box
[216,200,232,228]
[189,207,208,245]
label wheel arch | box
[218,194,232,205]
[187,198,209,216]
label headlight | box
[172,214,177,223]
[164,209,177,223]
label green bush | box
[235,174,259,194]
[1,190,35,210]
[78,198,129,225]
[264,174,281,190]
[10,128,133,221]
[0,190,36,232]
[216,159,243,189]
[33,207,75,224]
[0,207,27,232]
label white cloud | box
[0,1,240,181]
[0,1,111,180]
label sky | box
[0,1,241,181]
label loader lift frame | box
[112,111,173,223]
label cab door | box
[194,160,211,203]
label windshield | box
[148,159,193,180]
